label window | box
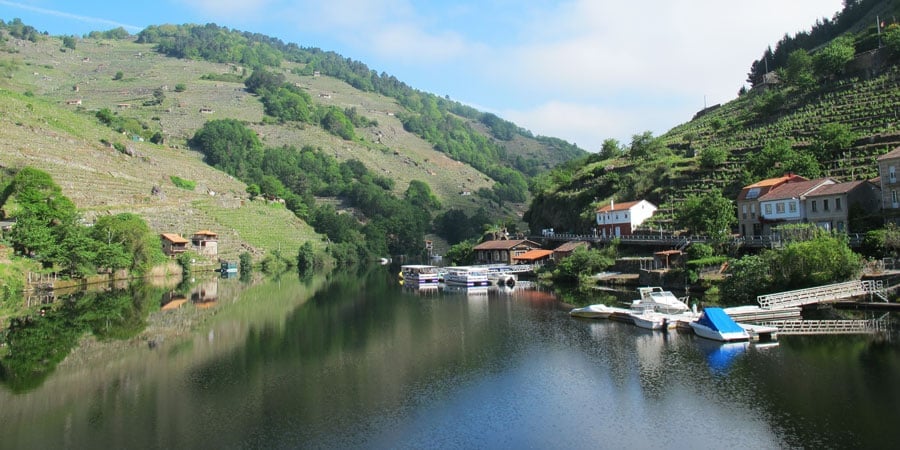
[742,204,747,219]
[764,204,772,215]
[835,198,842,211]
[776,203,785,214]
[823,199,830,211]
[789,202,797,213]
[891,166,897,183]
[893,190,898,206]
[751,204,756,218]
[837,221,845,232]
[811,200,818,212]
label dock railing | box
[762,319,888,335]
[757,280,884,309]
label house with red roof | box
[160,233,189,257]
[739,174,880,237]
[472,239,541,264]
[736,173,807,238]
[595,200,657,238]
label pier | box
[756,280,887,309]
[760,319,888,335]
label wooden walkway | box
[756,280,886,309]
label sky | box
[0,0,845,152]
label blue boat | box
[690,307,750,342]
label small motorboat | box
[690,307,750,342]
[569,304,615,319]
[629,310,671,330]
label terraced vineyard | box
[647,65,900,226]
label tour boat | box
[400,265,441,288]
[443,267,491,287]
[569,304,615,319]
[689,307,751,342]
[630,286,690,315]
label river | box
[1,268,898,449]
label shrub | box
[170,176,196,190]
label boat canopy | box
[697,307,745,334]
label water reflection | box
[1,283,164,392]
[0,269,898,449]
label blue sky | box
[1,0,844,151]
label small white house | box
[595,200,657,237]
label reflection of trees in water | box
[1,285,160,393]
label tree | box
[812,35,855,79]
[782,49,815,90]
[189,119,262,177]
[599,138,624,159]
[61,35,76,50]
[446,239,475,265]
[698,146,727,168]
[296,242,315,275]
[811,122,857,164]
[405,180,440,211]
[770,226,861,289]
[5,167,78,260]
[720,254,773,306]
[113,71,124,80]
[90,213,164,273]
[244,68,285,94]
[677,190,735,241]
[747,138,820,179]
[628,131,667,161]
[885,24,900,58]
[552,246,615,282]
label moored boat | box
[569,304,615,319]
[400,264,441,287]
[629,310,671,330]
[690,307,751,342]
[443,267,491,287]
[630,287,690,314]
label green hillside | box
[0,21,587,261]
[526,0,900,235]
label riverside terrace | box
[534,232,867,249]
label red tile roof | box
[161,233,189,244]
[806,180,864,196]
[758,178,833,201]
[513,249,553,261]
[596,200,643,212]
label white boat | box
[629,310,671,330]
[443,267,491,287]
[690,307,750,342]
[569,304,615,319]
[630,287,689,315]
[400,265,440,287]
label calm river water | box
[1,268,899,449]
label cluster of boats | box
[570,287,777,342]
[399,264,518,291]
